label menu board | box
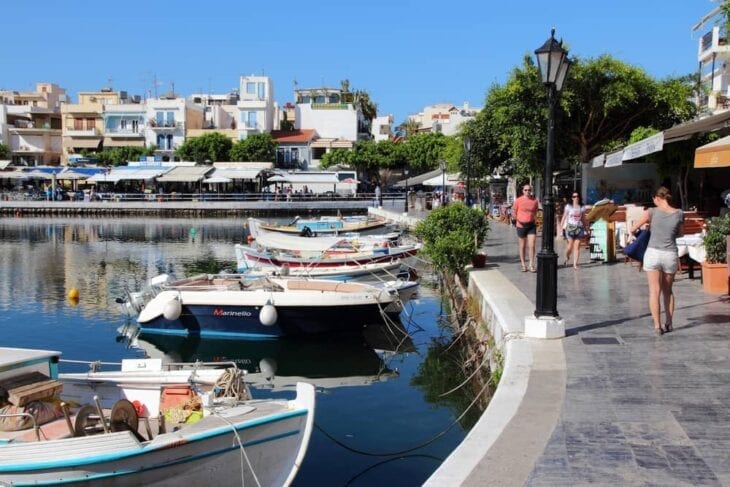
[589,219,615,262]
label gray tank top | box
[647,208,684,251]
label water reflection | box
[120,322,416,392]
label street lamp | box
[534,28,571,318]
[439,159,446,205]
[403,167,410,213]
[463,136,471,206]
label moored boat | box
[257,215,387,236]
[0,347,315,486]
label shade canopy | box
[156,166,212,183]
[422,173,462,187]
[694,135,730,168]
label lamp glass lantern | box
[534,29,571,90]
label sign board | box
[622,132,664,161]
[589,219,615,263]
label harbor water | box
[0,216,480,486]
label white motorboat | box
[0,347,315,486]
[257,214,387,235]
[125,274,409,339]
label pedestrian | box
[513,184,539,272]
[560,192,586,270]
[629,186,684,336]
[374,185,382,208]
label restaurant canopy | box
[422,173,462,187]
[156,166,213,183]
[203,167,264,183]
[86,166,171,184]
[694,135,730,168]
[392,168,443,188]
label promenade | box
[382,207,730,486]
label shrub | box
[414,203,489,276]
[704,213,730,264]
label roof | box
[267,173,358,184]
[310,138,353,149]
[103,138,145,148]
[204,167,263,181]
[86,166,171,183]
[392,168,443,188]
[694,135,730,168]
[270,129,316,144]
[63,137,102,149]
[663,110,730,143]
[156,166,213,182]
[422,173,462,187]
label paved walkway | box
[485,220,730,486]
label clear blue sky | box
[0,1,719,124]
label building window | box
[86,118,95,130]
[247,112,256,129]
[246,82,256,94]
[156,112,164,126]
[166,112,175,126]
[258,83,265,99]
[132,119,139,132]
[120,119,127,130]
[74,118,83,130]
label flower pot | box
[471,253,487,269]
[701,261,729,295]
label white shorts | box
[642,247,678,274]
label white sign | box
[591,154,606,168]
[622,132,664,161]
[604,150,624,168]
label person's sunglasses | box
[523,188,531,192]
[572,195,579,198]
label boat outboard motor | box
[299,226,313,237]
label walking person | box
[629,186,684,336]
[560,192,587,270]
[374,185,382,208]
[513,184,539,272]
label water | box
[0,216,476,486]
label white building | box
[145,95,203,161]
[237,75,277,139]
[371,114,393,141]
[694,5,730,115]
[408,102,480,136]
[103,100,147,151]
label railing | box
[702,30,714,53]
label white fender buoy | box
[259,302,277,326]
[259,358,277,380]
[163,298,182,321]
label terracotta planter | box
[701,261,729,295]
[471,253,487,269]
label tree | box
[401,132,448,171]
[0,142,9,159]
[93,146,154,167]
[175,132,232,163]
[398,118,421,138]
[230,133,277,162]
[353,90,378,123]
[320,148,353,169]
[472,54,695,180]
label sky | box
[0,1,721,124]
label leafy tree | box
[353,90,377,123]
[401,132,448,171]
[94,146,154,166]
[398,118,421,138]
[0,142,9,159]
[414,203,489,277]
[320,148,353,169]
[175,132,232,163]
[230,133,277,162]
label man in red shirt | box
[513,184,539,272]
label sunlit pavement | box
[485,220,730,485]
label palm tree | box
[399,119,421,138]
[353,90,378,123]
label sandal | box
[529,266,537,273]
[664,323,673,333]
[521,264,528,272]
[654,327,664,336]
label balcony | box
[311,103,349,110]
[64,128,98,137]
[106,129,144,137]
[699,26,730,63]
[148,120,184,131]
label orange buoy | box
[67,288,80,300]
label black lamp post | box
[463,136,471,206]
[439,159,446,205]
[534,28,571,318]
[403,167,409,212]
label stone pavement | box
[485,220,730,486]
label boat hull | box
[139,302,393,338]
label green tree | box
[398,118,421,138]
[0,142,9,159]
[401,132,448,171]
[414,203,489,277]
[319,148,353,169]
[353,90,378,123]
[175,132,232,163]
[94,146,154,167]
[230,133,277,162]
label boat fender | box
[259,303,278,326]
[259,357,277,380]
[163,298,182,321]
[247,235,255,243]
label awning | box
[664,110,730,143]
[694,135,730,168]
[156,166,212,182]
[0,170,29,180]
[205,168,264,181]
[103,138,146,148]
[392,168,442,187]
[268,173,339,184]
[0,161,11,170]
[63,137,102,149]
[86,167,171,183]
[422,173,462,187]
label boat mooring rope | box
[210,409,261,487]
[314,377,491,457]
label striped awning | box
[103,138,146,148]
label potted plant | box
[701,213,730,294]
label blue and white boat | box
[128,274,410,339]
[257,215,387,236]
[0,347,315,486]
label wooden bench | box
[0,372,62,407]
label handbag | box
[623,229,650,262]
[566,223,582,238]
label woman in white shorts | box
[629,186,684,336]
